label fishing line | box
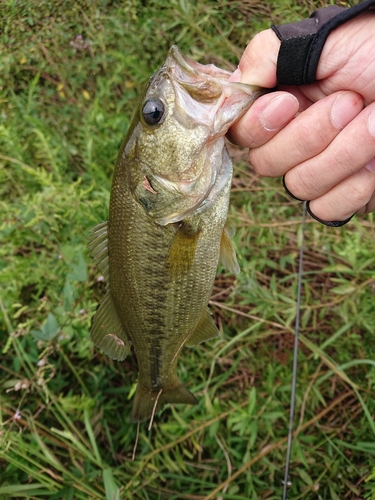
[132,422,140,461]
[282,201,307,500]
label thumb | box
[231,29,280,88]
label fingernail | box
[368,106,375,137]
[259,94,298,131]
[365,158,375,173]
[229,67,242,82]
[331,92,363,129]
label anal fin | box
[91,291,130,361]
[186,308,219,347]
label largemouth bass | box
[89,46,262,423]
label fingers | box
[228,23,375,222]
[227,91,299,148]
[283,101,375,201]
[316,13,375,103]
[283,103,375,222]
[234,29,281,88]
[249,91,365,177]
[308,165,375,221]
[228,29,294,147]
[360,175,375,214]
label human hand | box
[228,12,375,223]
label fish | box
[88,45,262,423]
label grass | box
[1,0,375,498]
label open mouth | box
[167,45,263,135]
[137,47,265,226]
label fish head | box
[123,45,263,224]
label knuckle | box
[365,190,375,213]
[335,142,363,176]
[249,149,274,176]
[243,30,272,58]
[347,179,375,206]
[294,121,328,158]
[287,168,317,199]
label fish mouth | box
[155,45,263,190]
[156,47,263,224]
[167,45,263,135]
[135,46,265,226]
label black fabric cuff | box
[282,175,304,202]
[306,201,354,227]
[272,0,375,86]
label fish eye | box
[142,98,165,126]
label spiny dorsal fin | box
[91,291,130,361]
[185,308,219,347]
[220,223,240,275]
[88,221,109,282]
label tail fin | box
[131,381,198,423]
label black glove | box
[272,0,375,86]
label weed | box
[1,1,374,499]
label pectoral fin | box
[91,291,130,361]
[186,308,219,347]
[166,222,200,275]
[220,224,240,275]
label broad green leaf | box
[63,279,76,311]
[31,313,60,341]
[68,252,88,282]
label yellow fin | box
[220,224,240,275]
[131,380,198,423]
[88,221,109,283]
[91,291,130,361]
[166,222,200,275]
[186,308,219,347]
[225,221,236,238]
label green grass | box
[1,0,375,498]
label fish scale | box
[89,46,263,423]
[110,183,227,419]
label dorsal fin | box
[91,291,130,361]
[88,221,109,282]
[185,308,219,347]
[219,223,240,275]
